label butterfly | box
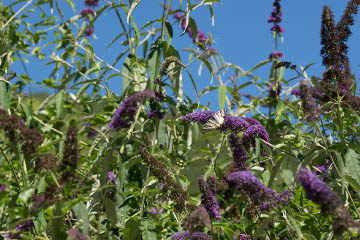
[202,109,227,132]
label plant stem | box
[0,147,20,188]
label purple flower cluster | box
[269,50,284,59]
[80,8,95,18]
[5,220,34,239]
[268,0,284,33]
[221,115,249,132]
[0,183,7,192]
[108,90,156,130]
[268,82,282,97]
[148,109,165,119]
[228,134,248,171]
[297,168,339,212]
[173,13,210,46]
[291,80,320,121]
[233,234,252,240]
[107,171,118,185]
[84,0,99,6]
[198,176,222,221]
[227,171,292,211]
[182,111,216,124]
[80,0,99,36]
[148,207,164,216]
[68,228,88,240]
[171,231,212,240]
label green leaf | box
[0,81,11,110]
[344,148,360,191]
[218,85,227,109]
[141,220,156,240]
[56,90,64,119]
[52,203,67,240]
[18,188,34,203]
[335,151,345,194]
[147,39,162,88]
[103,198,118,226]
[121,54,134,94]
[123,217,140,240]
[73,202,89,235]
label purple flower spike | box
[198,176,222,221]
[148,110,165,119]
[108,90,156,131]
[182,111,216,124]
[85,27,94,36]
[171,231,212,240]
[228,134,248,170]
[297,168,339,212]
[227,171,291,210]
[84,0,99,6]
[0,184,7,192]
[80,8,95,18]
[148,207,164,216]
[107,171,118,185]
[269,51,284,59]
[243,124,270,143]
[234,234,252,240]
[221,115,249,132]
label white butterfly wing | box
[202,109,226,132]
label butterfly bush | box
[108,90,156,130]
[198,176,222,221]
[297,168,360,234]
[227,171,292,211]
[171,231,213,240]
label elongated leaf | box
[334,151,345,194]
[218,85,226,109]
[123,217,140,240]
[0,81,11,110]
[122,54,134,94]
[73,202,89,235]
[147,39,162,88]
[56,90,64,119]
[344,148,360,191]
[141,220,156,240]
[103,198,118,226]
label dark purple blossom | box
[269,0,284,34]
[4,233,22,240]
[15,220,34,232]
[85,27,94,36]
[292,80,320,121]
[244,118,261,126]
[270,25,284,33]
[0,183,7,192]
[234,234,252,240]
[221,115,249,132]
[243,124,270,143]
[297,168,339,212]
[68,228,88,240]
[80,8,95,17]
[84,0,99,6]
[108,90,156,130]
[148,207,164,216]
[228,134,248,171]
[268,82,282,97]
[227,171,292,210]
[148,110,165,119]
[198,176,221,221]
[182,111,216,124]
[171,231,212,240]
[173,13,210,45]
[107,171,118,185]
[269,50,284,59]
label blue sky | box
[9,0,360,109]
